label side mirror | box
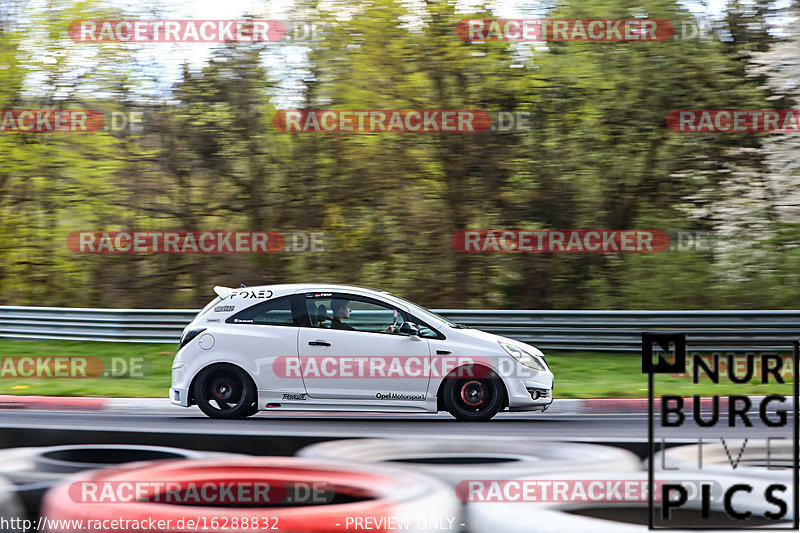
[399,322,420,336]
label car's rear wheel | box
[442,372,504,421]
[194,365,256,419]
[244,402,259,417]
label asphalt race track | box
[0,407,789,441]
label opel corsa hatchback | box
[170,284,554,421]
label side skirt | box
[256,392,438,413]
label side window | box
[415,322,440,339]
[226,295,297,326]
[304,296,333,328]
[346,300,399,333]
[302,293,404,334]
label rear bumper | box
[169,387,190,407]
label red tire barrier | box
[42,457,459,532]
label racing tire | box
[194,364,257,419]
[442,371,505,421]
[244,401,260,417]
[298,438,641,487]
[0,445,232,520]
[41,457,461,533]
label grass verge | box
[0,340,792,398]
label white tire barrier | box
[296,438,642,486]
[41,456,460,533]
[0,475,26,532]
[466,471,793,532]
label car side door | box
[295,291,432,400]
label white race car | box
[170,284,554,421]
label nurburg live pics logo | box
[642,332,799,529]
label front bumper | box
[508,402,552,412]
[505,371,554,411]
[508,388,553,411]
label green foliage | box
[0,0,793,311]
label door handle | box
[436,349,451,355]
[308,340,331,347]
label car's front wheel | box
[442,372,505,421]
[194,365,257,419]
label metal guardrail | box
[0,307,196,344]
[0,306,798,351]
[438,310,800,351]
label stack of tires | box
[23,438,794,532]
[26,438,643,533]
[297,438,649,532]
[41,456,459,533]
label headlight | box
[499,341,546,370]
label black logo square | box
[642,332,686,374]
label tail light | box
[179,328,206,349]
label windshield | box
[388,294,457,328]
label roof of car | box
[214,283,392,295]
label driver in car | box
[331,299,356,330]
[330,299,398,333]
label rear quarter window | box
[225,295,297,326]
